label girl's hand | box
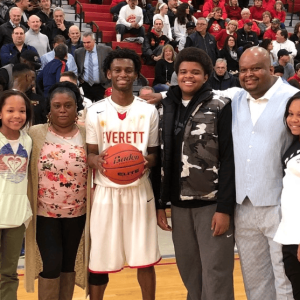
[297,244,300,262]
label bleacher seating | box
[112,41,142,54]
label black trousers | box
[36,215,86,279]
[81,81,105,102]
[283,244,300,300]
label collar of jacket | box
[213,70,230,81]
[151,28,162,37]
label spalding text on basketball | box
[114,154,140,164]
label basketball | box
[102,144,145,185]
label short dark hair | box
[288,79,300,89]
[102,48,141,78]
[60,71,78,82]
[47,81,84,114]
[53,35,66,46]
[54,44,68,60]
[12,26,25,34]
[284,91,300,133]
[12,63,32,79]
[223,35,237,52]
[274,65,284,74]
[278,29,288,39]
[295,63,300,72]
[0,90,32,129]
[174,47,213,77]
[259,38,272,50]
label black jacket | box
[218,49,239,73]
[0,22,27,48]
[4,5,29,28]
[185,31,218,65]
[142,31,170,59]
[207,71,240,90]
[236,28,259,48]
[66,39,83,56]
[159,84,235,214]
[153,59,174,86]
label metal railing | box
[75,0,83,31]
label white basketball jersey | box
[86,96,159,188]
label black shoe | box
[113,13,118,22]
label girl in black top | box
[218,35,239,74]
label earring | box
[47,113,51,125]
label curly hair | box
[174,47,213,77]
[102,48,141,78]
[176,2,193,25]
[46,81,84,114]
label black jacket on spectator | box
[44,19,74,48]
[185,31,218,65]
[66,39,83,56]
[0,63,12,89]
[236,28,259,48]
[0,22,27,48]
[208,70,240,90]
[153,58,174,86]
[37,9,54,26]
[218,49,239,73]
[142,30,170,65]
[167,8,176,27]
[4,5,29,28]
[289,34,300,45]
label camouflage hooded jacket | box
[159,84,235,214]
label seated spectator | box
[258,11,272,37]
[238,8,260,37]
[263,18,280,40]
[208,58,239,89]
[263,0,275,12]
[66,25,83,57]
[259,38,275,64]
[186,21,196,36]
[274,64,284,77]
[25,15,50,57]
[153,44,175,92]
[174,3,197,51]
[142,18,170,65]
[236,20,259,56]
[37,43,68,97]
[225,0,241,21]
[203,0,227,20]
[289,22,300,44]
[40,35,78,75]
[185,17,219,65]
[287,63,300,84]
[215,20,238,49]
[115,0,145,41]
[166,0,178,29]
[45,7,74,47]
[153,3,173,41]
[4,0,30,28]
[36,0,53,27]
[207,7,226,38]
[139,86,154,97]
[110,0,127,21]
[273,49,295,80]
[288,79,300,89]
[271,1,286,29]
[0,26,38,66]
[0,7,27,48]
[271,29,297,63]
[219,35,239,73]
[249,0,265,23]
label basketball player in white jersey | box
[85,48,161,300]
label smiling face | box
[163,48,173,61]
[241,11,250,20]
[106,58,137,92]
[0,95,27,135]
[28,15,41,32]
[214,9,222,19]
[68,26,80,44]
[10,8,22,26]
[50,92,77,128]
[286,99,300,137]
[177,61,208,100]
[239,48,274,99]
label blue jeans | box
[153,84,170,93]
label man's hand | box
[211,212,230,236]
[207,12,214,18]
[57,23,66,31]
[153,55,162,61]
[157,209,172,231]
[139,92,163,105]
[88,147,111,175]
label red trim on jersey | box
[128,257,162,269]
[117,112,127,120]
[88,267,124,274]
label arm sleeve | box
[184,35,193,48]
[216,102,236,215]
[68,55,78,75]
[85,109,99,145]
[142,34,153,56]
[154,60,167,84]
[118,6,132,27]
[137,7,143,27]
[0,45,12,66]
[148,106,159,147]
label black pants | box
[283,244,300,300]
[36,215,86,279]
[81,82,105,102]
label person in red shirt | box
[226,0,242,21]
[262,0,275,12]
[238,8,260,36]
[263,18,280,40]
[288,63,300,84]
[203,0,227,19]
[250,0,266,22]
[207,7,226,37]
[215,20,238,49]
[271,1,286,28]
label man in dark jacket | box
[208,58,240,90]
[157,47,235,300]
[66,25,83,56]
[185,17,218,65]
[236,20,259,55]
[142,18,169,65]
[4,0,30,28]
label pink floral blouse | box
[37,128,87,218]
